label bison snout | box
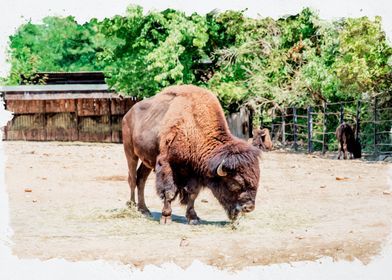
[241,203,255,213]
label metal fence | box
[259,96,392,156]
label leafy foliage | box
[335,16,392,96]
[5,6,392,116]
[6,16,104,84]
[98,6,210,98]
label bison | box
[122,85,261,225]
[251,128,273,151]
[336,123,361,159]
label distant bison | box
[122,85,261,225]
[251,128,273,151]
[336,123,361,159]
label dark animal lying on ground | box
[335,123,361,159]
[251,128,273,151]
[122,85,261,225]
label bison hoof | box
[138,207,152,217]
[160,215,172,225]
[188,218,200,225]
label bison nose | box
[241,203,255,213]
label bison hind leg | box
[125,158,138,207]
[135,163,152,216]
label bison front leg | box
[186,192,201,225]
[155,156,177,225]
[184,181,202,225]
[161,198,173,224]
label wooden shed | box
[1,72,138,143]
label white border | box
[1,1,392,279]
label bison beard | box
[122,85,261,225]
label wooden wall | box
[4,97,137,143]
[2,89,252,142]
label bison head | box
[208,141,261,220]
[251,128,273,151]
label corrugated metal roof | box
[3,92,131,100]
[0,84,138,100]
[0,84,110,92]
[21,71,106,85]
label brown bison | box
[122,85,261,225]
[336,123,361,159]
[251,128,273,151]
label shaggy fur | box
[122,85,261,223]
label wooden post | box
[43,100,48,141]
[249,109,253,138]
[271,108,275,141]
[374,97,378,155]
[355,100,361,141]
[2,92,7,140]
[76,99,80,141]
[259,107,263,128]
[322,102,327,154]
[281,109,286,146]
[307,106,313,153]
[293,107,298,151]
[340,104,344,124]
[109,98,113,142]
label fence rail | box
[259,96,392,157]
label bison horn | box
[217,160,227,177]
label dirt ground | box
[4,141,392,270]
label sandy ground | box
[4,141,392,270]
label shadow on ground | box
[150,211,229,226]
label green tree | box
[335,16,392,98]
[100,6,210,98]
[6,16,103,84]
[4,6,391,122]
